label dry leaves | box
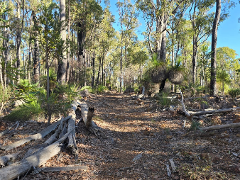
[0,92,240,179]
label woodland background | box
[0,0,240,121]
[0,1,240,179]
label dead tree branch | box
[0,116,71,151]
[0,128,74,180]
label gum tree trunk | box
[210,0,221,96]
[57,0,67,84]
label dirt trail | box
[1,92,240,179]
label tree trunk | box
[77,22,86,84]
[57,0,67,84]
[96,56,101,86]
[120,27,123,92]
[156,15,163,61]
[16,1,23,83]
[160,15,167,62]
[92,51,95,89]
[210,0,221,96]
[28,38,31,81]
[192,35,198,84]
[66,0,71,83]
[101,53,105,86]
[2,13,9,87]
[32,10,40,84]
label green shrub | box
[190,120,201,131]
[155,92,172,107]
[5,80,79,122]
[80,86,93,93]
[0,85,13,115]
[134,86,140,93]
[39,84,79,117]
[228,88,240,98]
[96,85,107,94]
[40,68,57,88]
[196,86,208,95]
[3,101,42,121]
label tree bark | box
[32,10,40,84]
[2,12,9,87]
[66,0,71,83]
[192,107,240,116]
[192,35,198,84]
[0,153,19,167]
[210,0,221,96]
[200,122,240,131]
[16,0,25,83]
[92,51,95,89]
[159,14,167,62]
[0,129,73,180]
[0,116,71,151]
[35,165,88,172]
[155,0,163,62]
[57,0,67,84]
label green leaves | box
[217,70,231,83]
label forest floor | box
[0,91,240,180]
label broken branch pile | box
[169,91,240,131]
[0,100,98,180]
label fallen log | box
[59,122,68,139]
[77,101,96,128]
[0,116,71,151]
[169,158,176,172]
[64,102,78,155]
[77,101,91,126]
[173,91,192,127]
[35,164,88,173]
[200,122,240,131]
[77,101,104,136]
[44,117,64,145]
[0,152,19,167]
[0,127,74,180]
[192,107,240,116]
[67,118,78,155]
[0,121,19,138]
[23,106,78,159]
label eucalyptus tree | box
[71,0,103,86]
[0,1,11,87]
[15,0,25,83]
[198,43,210,87]
[117,0,139,91]
[57,0,67,84]
[210,0,221,96]
[38,1,61,123]
[212,47,239,93]
[94,6,115,86]
[130,41,149,82]
[25,0,41,84]
[65,0,72,83]
[136,0,190,62]
[136,0,191,92]
[188,0,216,85]
[216,47,239,78]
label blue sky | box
[217,2,240,58]
[103,1,240,58]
